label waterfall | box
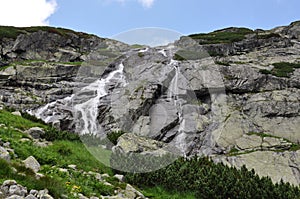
[32,62,126,136]
[73,63,126,135]
[167,59,187,156]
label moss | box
[189,27,254,44]
[259,62,300,78]
[259,69,272,75]
[138,52,145,58]
[215,61,230,66]
[173,50,208,60]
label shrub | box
[215,61,230,66]
[259,62,300,78]
[259,69,272,75]
[189,28,253,44]
[107,131,126,145]
[43,128,80,142]
[124,156,300,199]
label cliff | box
[0,21,300,190]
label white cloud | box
[0,0,57,27]
[111,0,155,8]
[138,0,155,8]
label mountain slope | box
[0,21,300,189]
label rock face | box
[0,27,130,110]
[1,22,300,184]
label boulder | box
[23,156,40,173]
[11,111,22,117]
[25,127,45,140]
[0,146,10,161]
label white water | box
[74,63,125,135]
[167,59,187,156]
[33,63,126,135]
[158,49,167,57]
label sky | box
[0,0,300,45]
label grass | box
[189,27,253,44]
[0,159,67,198]
[131,44,144,48]
[142,186,196,199]
[0,26,94,40]
[0,110,119,198]
[215,61,230,66]
[173,49,209,60]
[271,62,300,77]
[0,110,45,130]
[260,62,300,78]
[246,132,300,152]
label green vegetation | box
[215,61,230,66]
[142,186,196,199]
[173,53,186,61]
[125,157,300,199]
[0,159,67,198]
[107,131,126,145]
[1,110,300,198]
[138,52,145,57]
[271,62,300,77]
[173,49,209,61]
[0,110,122,198]
[256,32,281,39]
[0,26,94,40]
[0,60,83,72]
[259,62,300,77]
[246,132,300,152]
[189,28,254,44]
[131,44,145,49]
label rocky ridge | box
[0,22,300,185]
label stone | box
[58,168,68,173]
[113,174,124,182]
[2,180,17,187]
[23,156,40,173]
[95,173,102,181]
[1,22,300,186]
[122,184,145,199]
[101,174,110,178]
[11,111,22,116]
[3,142,10,148]
[115,133,166,154]
[36,173,45,180]
[37,189,53,199]
[29,190,38,196]
[25,127,45,139]
[6,195,24,199]
[68,164,77,170]
[0,146,10,161]
[78,193,89,199]
[25,194,38,199]
[8,184,27,197]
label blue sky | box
[1,0,300,44]
[48,0,300,37]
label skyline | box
[0,0,300,43]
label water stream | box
[32,62,126,136]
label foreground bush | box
[124,156,300,199]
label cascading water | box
[167,59,187,156]
[73,63,126,135]
[32,62,127,136]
